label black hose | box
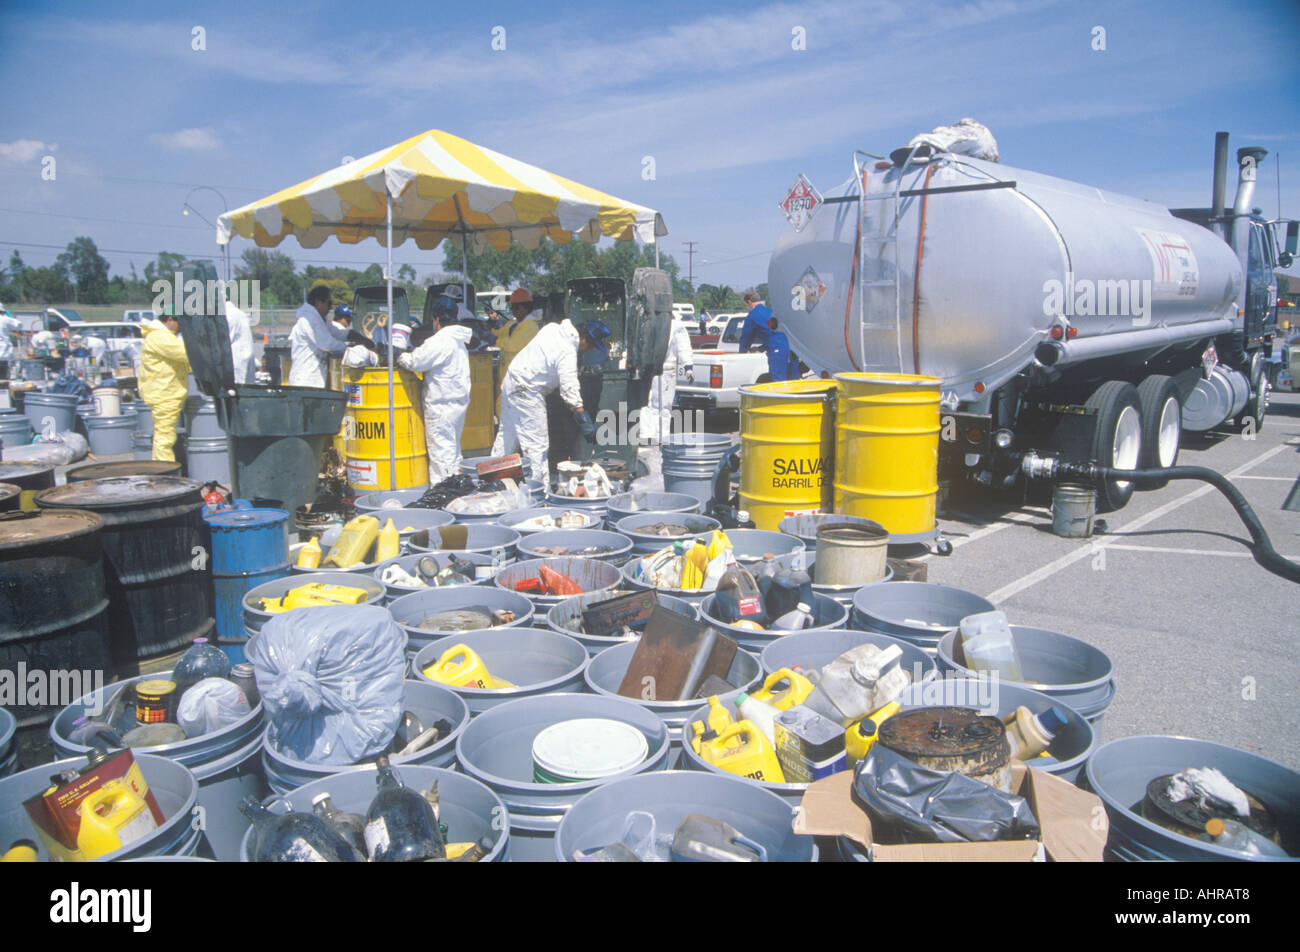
[1082,464,1300,583]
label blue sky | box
[2,0,1298,293]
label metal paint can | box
[134,679,177,725]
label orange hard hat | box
[509,288,532,305]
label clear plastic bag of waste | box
[176,677,251,737]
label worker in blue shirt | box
[739,290,799,381]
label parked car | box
[122,309,156,323]
[674,315,769,411]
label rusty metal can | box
[134,678,177,725]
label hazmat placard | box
[780,174,822,233]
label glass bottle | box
[171,637,231,695]
[364,755,446,862]
[311,793,367,855]
[238,796,362,863]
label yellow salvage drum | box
[738,380,837,530]
[343,367,428,491]
[833,372,940,540]
[461,352,498,454]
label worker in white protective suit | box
[225,300,258,385]
[397,296,474,482]
[639,317,694,443]
[0,308,20,379]
[288,285,347,387]
[491,318,609,479]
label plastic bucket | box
[759,628,937,687]
[517,528,634,563]
[699,592,848,652]
[547,588,700,656]
[86,412,139,456]
[661,433,735,506]
[499,506,604,534]
[493,556,622,611]
[815,520,889,586]
[373,551,498,602]
[388,585,535,660]
[238,762,509,862]
[412,628,590,715]
[184,396,223,438]
[603,491,701,528]
[739,380,837,530]
[353,487,429,513]
[0,412,33,448]
[22,391,78,438]
[1085,735,1300,862]
[92,387,122,417]
[833,372,941,543]
[0,753,200,860]
[261,680,470,795]
[614,512,723,554]
[242,571,386,634]
[584,640,761,767]
[851,581,995,655]
[342,366,428,491]
[556,769,814,862]
[1052,484,1097,539]
[455,693,671,862]
[407,522,520,562]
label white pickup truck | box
[674,315,770,411]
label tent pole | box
[387,195,396,491]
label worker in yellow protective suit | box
[139,314,190,462]
[494,288,540,392]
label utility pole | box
[684,241,698,304]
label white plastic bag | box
[177,677,251,737]
[906,118,1000,162]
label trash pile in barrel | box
[410,474,514,512]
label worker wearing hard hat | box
[288,285,348,387]
[397,296,476,482]
[492,317,610,479]
[139,312,191,462]
[640,315,694,443]
[494,288,541,376]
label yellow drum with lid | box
[738,380,837,530]
[343,367,428,491]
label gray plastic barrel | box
[373,551,497,602]
[498,506,604,534]
[354,488,428,513]
[388,585,535,660]
[185,436,232,485]
[184,396,223,439]
[584,641,761,767]
[242,571,386,633]
[132,430,152,460]
[620,558,715,607]
[0,707,15,777]
[556,770,815,862]
[760,629,937,687]
[547,588,700,656]
[51,672,266,861]
[133,400,153,433]
[378,507,456,547]
[412,628,590,715]
[261,680,470,795]
[724,528,805,563]
[23,391,79,437]
[778,512,885,547]
[1086,735,1300,862]
[937,626,1116,733]
[239,762,509,862]
[661,433,735,506]
[517,528,634,562]
[773,550,893,609]
[455,692,671,862]
[615,512,723,554]
[894,677,1096,785]
[543,488,611,524]
[0,412,32,448]
[699,592,848,652]
[852,581,996,655]
[494,556,622,611]
[408,522,521,562]
[604,491,701,528]
[0,753,201,860]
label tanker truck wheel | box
[1086,380,1143,512]
[1136,375,1181,489]
[1234,352,1268,435]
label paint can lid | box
[532,717,648,781]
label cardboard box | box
[794,763,1107,862]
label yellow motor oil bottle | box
[296,536,322,569]
[706,529,732,560]
[689,720,706,754]
[375,519,401,562]
[262,582,371,613]
[751,668,814,711]
[76,780,159,861]
[698,721,786,783]
[707,695,734,733]
[325,515,380,568]
[681,542,708,590]
[421,644,515,690]
[845,701,901,768]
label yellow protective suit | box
[139,320,190,462]
[494,314,539,400]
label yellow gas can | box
[375,519,401,562]
[76,779,159,861]
[739,380,838,530]
[751,668,814,711]
[343,366,428,491]
[421,644,515,690]
[697,720,786,783]
[845,701,901,768]
[260,582,371,612]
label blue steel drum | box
[204,507,291,663]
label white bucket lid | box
[532,717,649,780]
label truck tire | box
[1234,351,1267,435]
[1136,375,1181,489]
[1086,380,1143,512]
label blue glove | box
[574,409,597,443]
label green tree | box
[697,283,735,310]
[144,251,190,288]
[5,250,28,301]
[26,265,73,304]
[308,278,351,307]
[236,248,295,285]
[56,236,111,303]
[397,263,416,284]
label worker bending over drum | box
[398,296,474,482]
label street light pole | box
[182,185,231,282]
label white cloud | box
[152,127,222,151]
[0,139,55,163]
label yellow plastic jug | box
[261,582,371,613]
[697,720,786,783]
[76,779,159,861]
[680,542,708,591]
[845,701,901,767]
[1,842,37,862]
[706,530,732,561]
[707,695,734,733]
[376,519,400,562]
[325,515,380,568]
[421,644,515,690]
[751,668,814,711]
[297,536,322,569]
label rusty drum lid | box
[0,508,104,552]
[35,475,203,511]
[878,706,1008,770]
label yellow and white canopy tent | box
[215,128,668,489]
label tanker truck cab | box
[767,131,1292,513]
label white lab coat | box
[225,301,258,385]
[0,314,20,361]
[491,319,583,477]
[398,324,473,482]
[641,319,694,442]
[288,302,347,387]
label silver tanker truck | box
[768,132,1297,511]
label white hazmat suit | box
[640,319,694,443]
[398,323,473,482]
[225,301,258,385]
[491,319,583,478]
[288,302,347,387]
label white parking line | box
[985,443,1290,605]
[1235,475,1297,481]
[919,510,1042,561]
[1104,543,1300,559]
